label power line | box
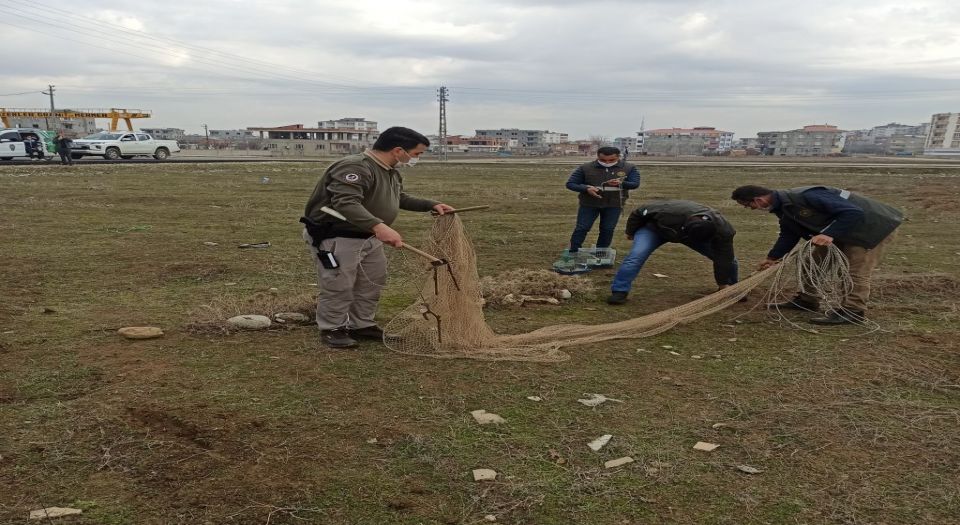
[0,90,41,97]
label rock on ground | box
[30,507,83,520]
[472,468,497,481]
[117,326,164,340]
[227,315,272,330]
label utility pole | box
[437,86,448,161]
[203,124,209,149]
[42,84,56,130]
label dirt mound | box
[480,269,595,306]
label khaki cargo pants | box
[303,229,387,330]
[797,231,896,313]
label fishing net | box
[384,214,856,361]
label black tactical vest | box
[776,186,903,248]
[578,161,637,208]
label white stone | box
[604,456,634,468]
[30,507,83,520]
[484,515,497,522]
[117,326,163,340]
[693,441,720,452]
[577,393,622,407]
[227,314,271,330]
[653,273,669,278]
[472,468,497,481]
[559,289,572,299]
[471,410,506,425]
[526,396,542,402]
[737,465,763,474]
[274,312,310,324]
[588,434,613,451]
[202,241,218,246]
[268,287,279,294]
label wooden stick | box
[431,205,490,216]
[401,243,444,264]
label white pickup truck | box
[71,131,181,160]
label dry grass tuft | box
[185,291,316,333]
[480,269,595,306]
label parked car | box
[0,128,56,161]
[70,131,181,160]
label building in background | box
[756,124,846,156]
[426,134,510,154]
[6,112,99,135]
[641,126,735,156]
[870,122,929,139]
[924,113,960,156]
[842,122,929,155]
[612,136,638,156]
[141,128,186,141]
[248,123,377,155]
[209,129,255,141]
[474,128,569,152]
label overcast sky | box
[3,0,959,138]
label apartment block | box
[641,126,734,156]
[248,123,376,155]
[924,113,960,156]
[474,128,569,150]
[757,124,846,156]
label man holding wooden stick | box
[301,127,454,348]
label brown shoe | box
[320,329,358,348]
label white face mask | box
[598,160,618,168]
[396,149,419,167]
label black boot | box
[607,291,629,305]
[320,328,358,348]
[809,309,865,326]
[349,325,384,340]
[769,296,819,311]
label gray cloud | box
[2,0,957,137]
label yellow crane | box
[0,108,152,131]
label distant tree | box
[588,134,610,147]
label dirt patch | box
[873,273,960,319]
[874,272,960,297]
[903,178,960,214]
[127,407,212,449]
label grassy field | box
[1,160,958,524]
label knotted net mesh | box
[384,214,852,361]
